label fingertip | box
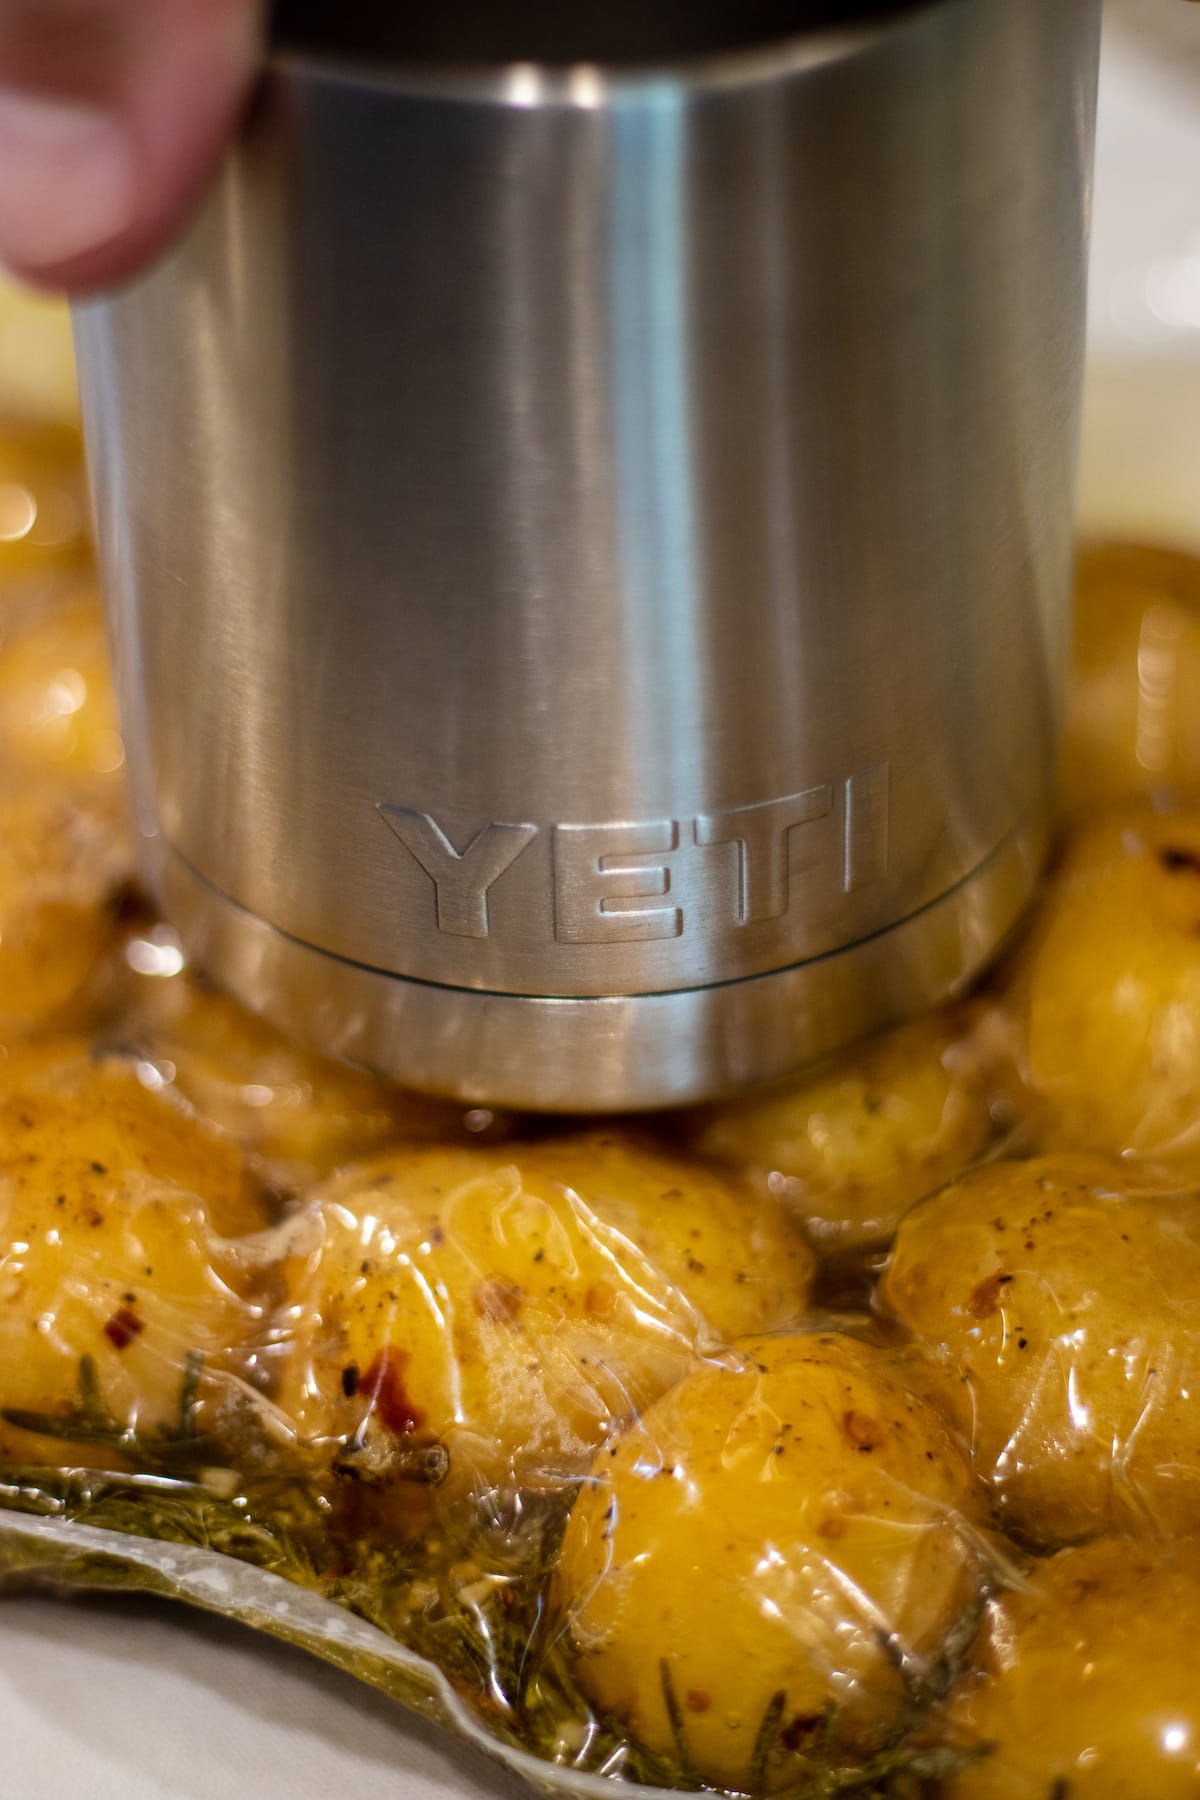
[0,0,263,293]
[0,88,137,288]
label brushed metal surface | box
[152,821,1045,1111]
[74,0,1100,1107]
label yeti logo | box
[378,763,889,945]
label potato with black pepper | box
[0,783,132,1035]
[942,1536,1200,1798]
[0,590,132,1035]
[685,1008,1003,1262]
[0,1041,269,1468]
[272,1134,815,1502]
[1021,807,1200,1163]
[881,1152,1200,1545]
[553,1331,987,1795]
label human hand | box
[0,0,263,291]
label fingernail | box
[0,88,136,273]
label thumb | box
[0,0,263,291]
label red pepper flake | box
[781,1714,823,1751]
[967,1271,1013,1319]
[842,1409,884,1452]
[103,1305,145,1351]
[685,1689,711,1714]
[359,1347,426,1436]
[472,1275,523,1324]
[1159,845,1200,876]
[583,1281,617,1319]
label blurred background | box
[0,0,1197,545]
[1080,0,1200,545]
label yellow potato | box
[1022,807,1200,1161]
[0,589,123,786]
[685,1009,1001,1261]
[943,1537,1200,1799]
[111,952,498,1190]
[0,419,89,593]
[0,1042,268,1468]
[0,781,133,1035]
[1061,543,1200,815]
[881,1152,1200,1546]
[554,1332,987,1794]
[0,584,133,1036]
[273,1134,815,1500]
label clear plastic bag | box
[7,418,1200,1800]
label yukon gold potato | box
[113,950,497,1189]
[0,783,132,1034]
[0,589,123,785]
[881,1152,1200,1545]
[1022,807,1200,1160]
[555,1332,986,1794]
[686,1009,1000,1260]
[943,1537,1200,1798]
[1061,543,1200,814]
[0,588,132,1034]
[0,419,89,591]
[274,1134,814,1498]
[0,1042,268,1467]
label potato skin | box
[1061,543,1200,815]
[881,1152,1200,1546]
[112,959,494,1191]
[686,1010,1000,1261]
[273,1134,815,1499]
[1019,808,1200,1162]
[0,592,132,1035]
[554,1332,986,1794]
[943,1537,1200,1798]
[0,590,123,785]
[0,422,90,589]
[0,786,131,1034]
[0,1042,268,1466]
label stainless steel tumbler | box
[74,0,1101,1110]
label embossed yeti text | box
[378,764,889,945]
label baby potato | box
[0,1041,268,1468]
[0,589,133,1035]
[1061,543,1200,815]
[1022,807,1200,1161]
[684,1009,1001,1261]
[0,589,123,786]
[0,419,89,594]
[943,1537,1200,1799]
[273,1134,815,1500]
[0,782,132,1035]
[881,1152,1200,1546]
[111,949,499,1191]
[554,1332,986,1794]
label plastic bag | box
[6,417,1200,1800]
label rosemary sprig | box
[658,1659,701,1790]
[1,1354,222,1475]
[749,1688,788,1793]
[0,1356,990,1800]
